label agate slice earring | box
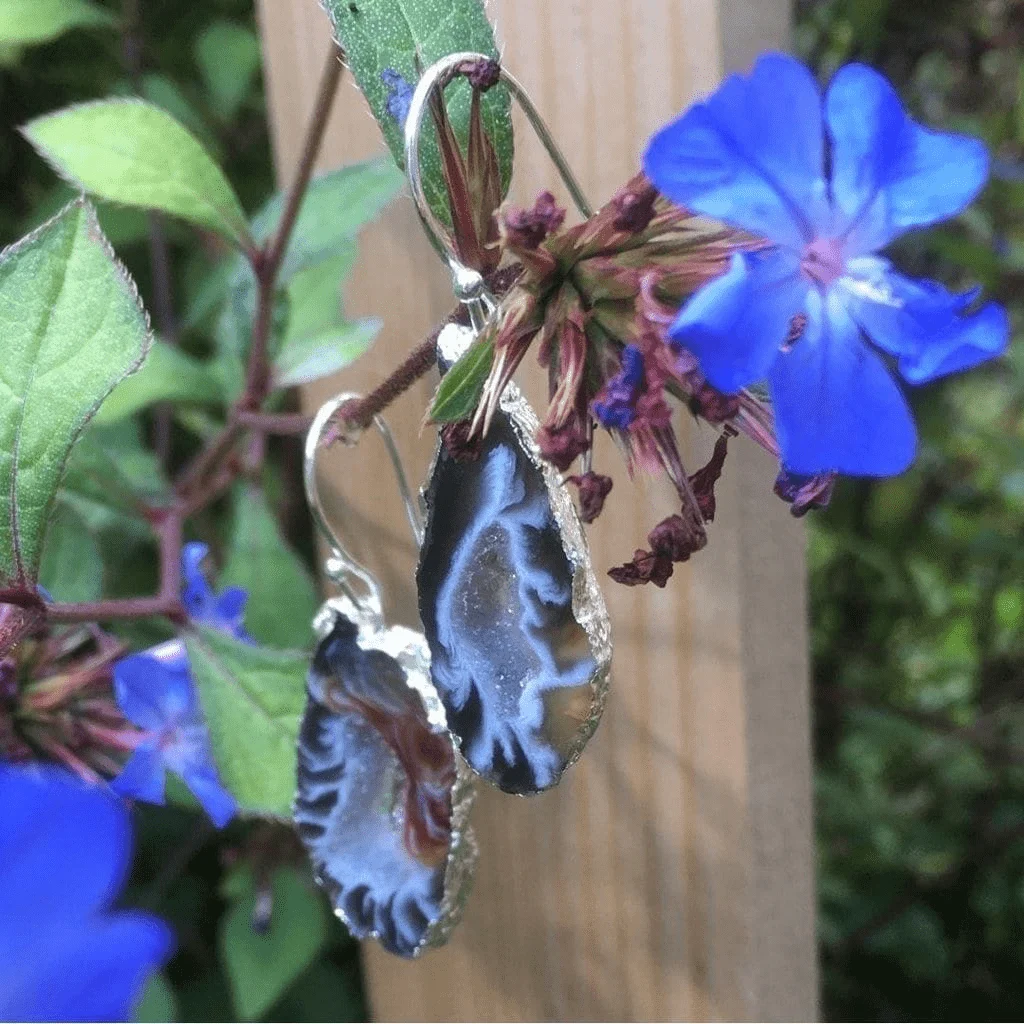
[405,55,613,795]
[295,394,476,958]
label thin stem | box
[329,324,444,438]
[236,410,312,435]
[47,596,181,625]
[243,47,344,405]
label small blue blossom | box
[0,762,173,1021]
[644,53,1010,476]
[592,345,646,430]
[111,641,237,827]
[181,542,250,640]
[111,543,247,827]
[381,68,415,127]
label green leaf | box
[38,505,102,603]
[322,0,513,226]
[195,21,262,122]
[0,0,114,46]
[186,629,306,816]
[0,199,151,587]
[283,249,358,340]
[251,158,405,282]
[135,972,178,1024]
[97,341,223,423]
[429,335,493,422]
[63,420,170,533]
[219,867,329,1022]
[140,73,220,158]
[24,100,251,248]
[273,320,379,387]
[220,487,319,648]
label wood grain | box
[257,0,817,1018]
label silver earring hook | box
[403,51,593,320]
[304,393,423,625]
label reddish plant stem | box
[332,324,446,436]
[243,48,344,405]
[326,264,523,438]
[42,47,346,628]
[236,410,312,435]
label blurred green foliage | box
[798,0,1024,1017]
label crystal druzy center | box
[418,409,598,794]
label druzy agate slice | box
[417,325,612,795]
[294,612,475,958]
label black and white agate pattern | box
[417,324,612,795]
[294,611,475,958]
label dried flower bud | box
[464,57,501,91]
[774,469,836,516]
[608,548,675,588]
[688,434,729,523]
[612,176,659,233]
[568,472,613,523]
[501,192,566,251]
[441,421,483,462]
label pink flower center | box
[801,237,845,288]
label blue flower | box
[644,53,1010,476]
[381,68,415,127]
[181,541,250,641]
[593,345,645,430]
[111,641,237,827]
[0,762,172,1021]
[111,543,246,826]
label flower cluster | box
[432,53,1007,583]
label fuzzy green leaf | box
[429,336,493,422]
[220,487,319,648]
[321,0,513,225]
[219,867,328,1022]
[24,100,250,247]
[186,629,306,817]
[0,199,151,587]
[97,341,223,423]
[0,0,113,46]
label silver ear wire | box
[303,393,423,626]
[403,50,594,322]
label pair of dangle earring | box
[296,53,612,958]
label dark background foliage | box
[1,0,1020,1019]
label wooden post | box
[258,1,817,1019]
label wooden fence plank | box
[257,1,817,1018]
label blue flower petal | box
[769,290,916,475]
[839,261,1010,381]
[3,907,172,1023]
[644,52,826,248]
[176,757,238,828]
[113,642,195,731]
[0,764,172,1023]
[110,743,166,806]
[0,763,129,922]
[181,541,215,618]
[826,63,990,252]
[670,248,807,393]
[899,301,1009,384]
